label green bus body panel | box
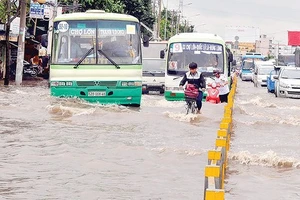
[51,85,142,105]
[50,65,142,105]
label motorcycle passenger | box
[214,71,229,103]
[179,62,206,114]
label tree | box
[60,0,154,35]
[159,8,195,40]
[122,0,154,35]
[60,0,125,13]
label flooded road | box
[0,80,223,199]
[226,80,300,200]
[0,80,299,199]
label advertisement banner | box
[288,31,300,46]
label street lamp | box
[194,23,206,32]
[176,2,192,34]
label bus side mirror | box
[160,50,165,59]
[143,35,149,47]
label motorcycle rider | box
[179,62,206,114]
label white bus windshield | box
[52,20,141,65]
[167,42,224,75]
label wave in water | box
[163,111,200,122]
[46,104,96,117]
[47,100,132,118]
[142,96,185,108]
[237,96,300,111]
[150,147,204,156]
[228,150,300,168]
[237,96,277,108]
[234,105,300,126]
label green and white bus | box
[50,10,147,106]
[161,33,229,101]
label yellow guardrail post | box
[203,75,237,200]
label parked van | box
[142,41,167,94]
[253,61,274,87]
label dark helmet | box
[213,69,220,75]
[189,62,197,69]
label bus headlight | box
[121,81,142,86]
[50,81,73,87]
[165,87,182,91]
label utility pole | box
[4,0,11,86]
[177,0,183,34]
[15,0,27,85]
[157,0,161,40]
[73,0,79,12]
[164,0,168,40]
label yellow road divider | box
[203,75,237,200]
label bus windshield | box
[52,20,141,65]
[167,42,224,75]
[143,59,165,72]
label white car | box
[274,67,300,98]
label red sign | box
[288,31,300,46]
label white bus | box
[161,33,230,101]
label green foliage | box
[122,0,154,35]
[159,8,195,40]
[0,0,19,23]
[60,0,125,13]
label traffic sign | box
[30,2,45,19]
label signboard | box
[30,2,45,19]
[10,17,20,35]
[170,42,223,53]
[0,24,4,31]
[288,31,300,46]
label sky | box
[164,0,300,44]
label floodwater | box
[226,80,300,200]
[0,80,299,200]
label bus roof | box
[54,10,139,23]
[168,33,225,44]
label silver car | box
[274,67,300,98]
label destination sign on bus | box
[69,28,96,36]
[98,28,126,36]
[171,42,223,53]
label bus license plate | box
[88,91,106,96]
[149,91,160,94]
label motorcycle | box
[206,82,221,104]
[10,61,40,79]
